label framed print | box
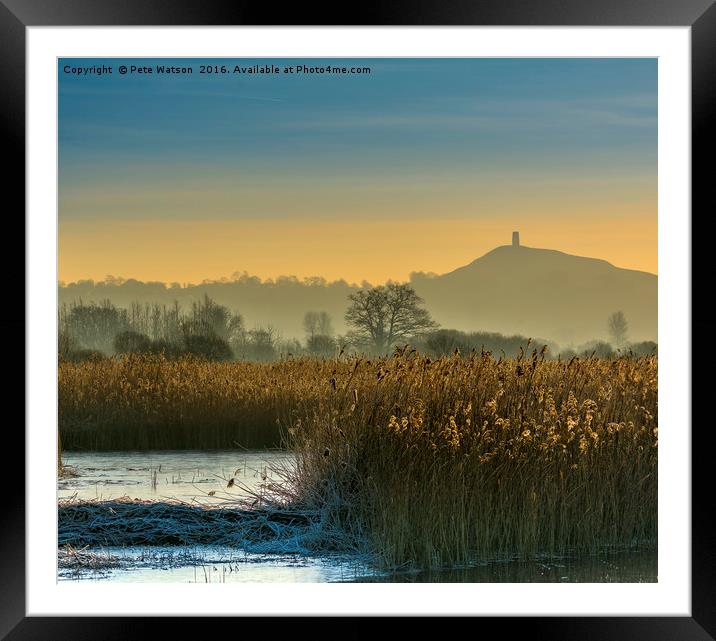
[5,0,715,638]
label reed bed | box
[284,348,658,569]
[59,355,318,449]
[59,350,657,569]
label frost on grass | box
[58,496,360,557]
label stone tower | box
[512,231,520,247]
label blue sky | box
[58,58,658,282]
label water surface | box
[59,449,290,505]
[58,449,657,583]
[58,544,657,583]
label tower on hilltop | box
[512,231,520,247]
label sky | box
[59,58,657,284]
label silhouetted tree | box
[277,338,303,358]
[245,327,279,362]
[58,332,80,360]
[58,331,104,361]
[226,314,246,354]
[303,311,334,339]
[63,299,129,353]
[303,311,335,356]
[419,329,551,359]
[183,294,234,341]
[628,340,657,356]
[608,311,629,347]
[183,334,233,361]
[114,330,152,354]
[581,341,615,358]
[345,283,438,354]
[306,334,337,357]
[423,329,471,356]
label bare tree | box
[243,325,281,362]
[345,283,438,354]
[303,311,335,357]
[182,294,233,341]
[608,311,629,347]
[227,314,246,355]
[303,311,334,340]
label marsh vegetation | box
[60,350,657,570]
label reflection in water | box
[58,449,657,583]
[358,548,657,583]
[59,545,383,583]
[59,449,291,504]
[58,544,656,584]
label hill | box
[59,244,657,346]
[411,244,657,345]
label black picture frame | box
[4,0,713,637]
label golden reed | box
[60,350,657,567]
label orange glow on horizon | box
[59,215,657,286]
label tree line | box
[59,284,656,362]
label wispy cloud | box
[279,96,656,132]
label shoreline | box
[58,496,658,577]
